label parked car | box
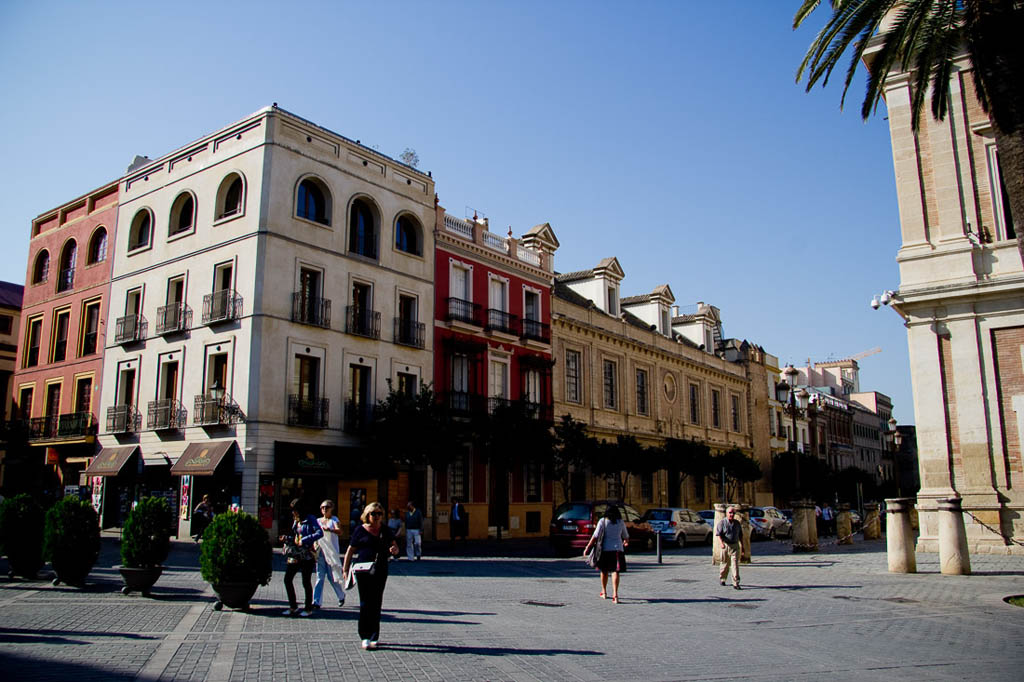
[640,507,713,547]
[749,506,792,540]
[697,510,716,526]
[779,509,793,522]
[549,501,655,556]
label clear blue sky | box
[0,1,911,422]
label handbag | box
[344,555,377,589]
[583,519,606,568]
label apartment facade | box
[0,281,25,489]
[432,209,558,539]
[97,107,435,536]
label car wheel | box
[677,534,687,548]
[769,528,776,540]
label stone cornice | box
[435,232,553,285]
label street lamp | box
[776,364,808,494]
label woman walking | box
[279,498,322,617]
[343,501,400,649]
[312,499,346,610]
[582,505,629,603]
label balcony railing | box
[486,309,518,335]
[57,411,95,437]
[292,293,331,328]
[147,399,186,431]
[106,405,141,434]
[343,400,375,434]
[521,400,554,422]
[288,395,329,428]
[57,267,75,292]
[194,394,244,426]
[203,289,243,324]
[520,318,550,344]
[393,317,425,348]
[345,306,380,339]
[447,297,481,326]
[441,391,485,415]
[27,416,58,440]
[114,314,146,344]
[156,302,190,334]
[487,396,512,414]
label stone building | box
[0,281,25,489]
[867,36,1023,552]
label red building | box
[432,202,559,539]
[9,182,118,500]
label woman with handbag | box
[582,505,629,603]
[279,498,323,617]
[312,499,346,610]
[342,501,400,650]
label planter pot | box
[51,563,92,588]
[212,582,259,611]
[119,566,164,596]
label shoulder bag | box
[583,519,606,568]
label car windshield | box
[644,510,671,521]
[553,503,591,521]
[698,511,714,519]
[751,508,765,517]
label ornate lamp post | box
[776,364,817,552]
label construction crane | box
[810,347,882,364]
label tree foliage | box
[399,147,420,168]
[0,493,44,579]
[199,512,273,587]
[121,496,172,568]
[551,415,594,503]
[44,497,100,586]
[713,448,763,502]
[663,438,714,502]
[372,382,459,472]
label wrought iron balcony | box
[345,306,380,339]
[194,394,244,426]
[156,302,190,334]
[521,400,554,422]
[106,405,141,434]
[343,400,375,434]
[56,267,75,292]
[486,309,518,335]
[446,297,481,326]
[393,317,425,348]
[147,399,187,430]
[27,416,58,440]
[292,293,331,328]
[441,390,485,415]
[520,318,550,344]
[487,396,512,414]
[288,394,329,428]
[203,289,243,324]
[114,314,146,344]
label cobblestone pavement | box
[2,535,1023,681]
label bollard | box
[836,503,853,545]
[791,499,818,553]
[937,497,971,575]
[656,530,662,564]
[736,504,751,563]
[885,497,916,573]
[712,503,727,565]
[863,502,881,540]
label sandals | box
[612,596,619,604]
[599,592,606,599]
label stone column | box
[736,504,751,563]
[886,497,916,573]
[712,503,726,565]
[863,502,881,540]
[836,503,853,545]
[791,499,818,553]
[937,497,971,575]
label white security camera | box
[870,297,880,310]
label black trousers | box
[355,570,388,641]
[285,559,314,610]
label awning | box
[84,446,141,477]
[170,440,236,476]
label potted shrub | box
[119,496,172,596]
[200,511,272,611]
[44,496,100,587]
[0,494,45,579]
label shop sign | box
[180,475,191,520]
[91,477,104,514]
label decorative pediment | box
[523,222,560,252]
[594,256,625,281]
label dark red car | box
[549,500,655,556]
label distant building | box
[0,281,24,489]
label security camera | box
[880,291,892,306]
[870,297,880,310]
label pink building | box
[10,182,118,497]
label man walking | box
[716,506,742,590]
[405,500,423,560]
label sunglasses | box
[321,505,331,510]
[369,511,383,517]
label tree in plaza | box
[590,435,661,503]
[551,415,596,503]
[662,437,714,507]
[371,382,460,473]
[771,450,835,504]
[794,1,1024,260]
[712,447,763,503]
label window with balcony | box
[603,359,617,410]
[116,288,145,344]
[395,214,421,256]
[149,358,183,430]
[565,349,581,404]
[24,316,42,367]
[296,177,331,225]
[449,352,472,412]
[486,277,516,335]
[346,281,378,338]
[51,309,70,363]
[169,192,195,237]
[290,353,327,427]
[711,389,721,428]
[349,198,377,259]
[294,267,330,328]
[157,276,188,334]
[87,227,107,264]
[394,294,423,347]
[108,365,138,433]
[128,209,152,252]
[636,368,649,416]
[447,263,479,326]
[32,250,49,285]
[521,289,549,342]
[205,261,241,323]
[488,358,509,412]
[345,364,373,433]
[56,240,77,292]
[216,174,245,220]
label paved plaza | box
[1,535,1022,681]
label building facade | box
[0,281,25,489]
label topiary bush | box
[0,494,45,579]
[121,496,172,568]
[44,496,100,586]
[200,512,272,587]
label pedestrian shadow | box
[379,642,602,656]
[0,651,138,680]
[384,607,497,617]
[240,605,482,626]
[0,627,159,645]
[744,561,836,568]
[639,597,766,604]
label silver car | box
[749,506,792,539]
[641,507,713,547]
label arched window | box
[349,199,377,259]
[296,178,331,225]
[395,214,421,256]
[56,240,77,292]
[32,250,50,284]
[87,227,107,264]
[216,173,245,220]
[128,209,152,251]
[169,192,195,236]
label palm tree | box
[794,1,1023,260]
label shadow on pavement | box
[379,642,603,656]
[744,584,862,590]
[0,651,139,681]
[640,597,766,604]
[0,627,159,644]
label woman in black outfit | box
[342,501,400,650]
[279,498,322,617]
